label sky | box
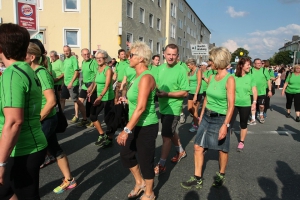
[186,0,300,59]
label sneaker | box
[154,164,166,176]
[286,113,291,118]
[171,151,187,163]
[212,172,225,187]
[100,139,113,149]
[263,112,267,118]
[181,176,203,189]
[71,116,79,123]
[247,120,256,125]
[296,116,300,122]
[189,125,198,133]
[94,134,107,147]
[179,113,185,124]
[76,119,90,127]
[53,178,77,194]
[237,142,244,152]
[40,155,50,168]
[86,121,94,128]
[259,117,265,124]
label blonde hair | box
[186,58,197,66]
[294,64,300,72]
[209,47,231,70]
[129,41,152,66]
[27,42,48,68]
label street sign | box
[15,0,39,38]
[191,44,208,56]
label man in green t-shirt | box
[154,44,189,176]
[60,45,88,124]
[77,48,98,127]
[113,49,130,104]
[50,51,64,97]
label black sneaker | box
[100,139,113,149]
[296,116,300,122]
[212,172,225,187]
[286,113,291,118]
[180,176,203,189]
[94,134,107,147]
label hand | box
[67,83,72,89]
[198,117,202,126]
[118,96,128,104]
[251,103,256,111]
[267,91,273,98]
[0,166,6,186]
[93,96,102,106]
[54,78,59,83]
[281,91,285,96]
[156,90,168,97]
[117,131,128,146]
[193,95,197,104]
[218,124,228,140]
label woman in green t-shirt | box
[117,41,158,200]
[181,47,235,190]
[186,58,202,133]
[281,65,300,122]
[230,57,258,151]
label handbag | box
[55,90,68,133]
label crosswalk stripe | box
[234,131,297,135]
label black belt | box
[205,109,226,117]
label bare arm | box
[93,68,113,106]
[67,71,79,88]
[120,76,127,91]
[40,89,56,121]
[194,69,202,95]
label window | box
[32,32,45,44]
[186,41,189,49]
[138,36,144,41]
[157,18,161,31]
[158,0,161,7]
[171,3,176,18]
[187,11,191,19]
[126,32,133,43]
[178,19,183,29]
[127,0,133,18]
[139,8,145,23]
[63,0,80,12]
[149,39,153,51]
[187,26,190,35]
[177,37,182,46]
[184,16,186,26]
[171,24,176,38]
[184,31,186,39]
[157,42,161,54]
[179,1,183,12]
[149,14,154,28]
[38,0,43,10]
[64,29,80,47]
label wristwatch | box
[224,123,230,127]
[0,162,7,167]
[124,127,132,134]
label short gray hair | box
[50,50,58,56]
[186,58,196,66]
[95,49,108,58]
[129,41,152,66]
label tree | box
[273,50,293,65]
[231,48,250,62]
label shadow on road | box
[207,185,232,200]
[183,191,200,200]
[283,124,300,142]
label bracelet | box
[253,101,257,103]
[0,162,7,167]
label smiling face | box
[242,61,251,73]
[95,53,106,66]
[164,47,178,66]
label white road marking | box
[234,131,297,135]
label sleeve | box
[285,73,291,83]
[37,69,54,92]
[115,62,119,73]
[270,70,275,78]
[60,60,65,74]
[92,60,98,74]
[1,69,27,108]
[179,68,190,91]
[264,69,270,80]
[251,75,256,87]
[72,57,79,71]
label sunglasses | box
[129,53,138,58]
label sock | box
[158,159,166,166]
[175,145,184,153]
[67,177,73,181]
[220,172,225,176]
[194,175,202,180]
[240,141,244,144]
[259,112,263,116]
[251,115,255,120]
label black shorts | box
[188,93,203,102]
[160,114,180,137]
[54,84,62,92]
[61,84,79,102]
[251,95,265,106]
[79,89,88,99]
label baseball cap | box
[201,62,208,66]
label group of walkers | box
[0,23,299,200]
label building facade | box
[0,0,210,64]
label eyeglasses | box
[208,59,213,62]
[95,57,105,60]
[129,53,138,58]
[262,63,265,64]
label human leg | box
[294,93,300,121]
[285,92,293,117]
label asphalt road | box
[39,90,300,200]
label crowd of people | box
[0,23,299,200]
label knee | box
[90,115,98,122]
[194,145,204,152]
[162,136,171,143]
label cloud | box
[222,40,239,52]
[249,24,300,37]
[278,0,300,4]
[226,6,248,18]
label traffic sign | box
[191,44,208,55]
[15,0,39,38]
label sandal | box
[128,184,146,199]
[137,193,156,200]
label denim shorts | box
[194,112,230,152]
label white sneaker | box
[179,113,185,124]
[189,125,198,133]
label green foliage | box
[231,48,251,62]
[273,50,293,65]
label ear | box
[30,54,36,62]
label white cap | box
[201,62,208,66]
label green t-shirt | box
[189,69,201,94]
[81,59,98,90]
[127,70,158,126]
[285,73,300,94]
[52,59,64,85]
[47,56,52,74]
[35,66,56,118]
[115,60,130,82]
[234,74,256,107]
[124,65,136,85]
[250,67,270,95]
[148,64,159,83]
[63,56,79,86]
[206,74,231,114]
[0,61,47,157]
[266,68,275,88]
[200,69,216,93]
[179,61,190,73]
[95,66,115,101]
[157,62,190,115]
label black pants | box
[230,106,251,129]
[285,92,300,111]
[264,88,271,112]
[0,149,46,200]
[120,123,158,179]
[89,98,113,122]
